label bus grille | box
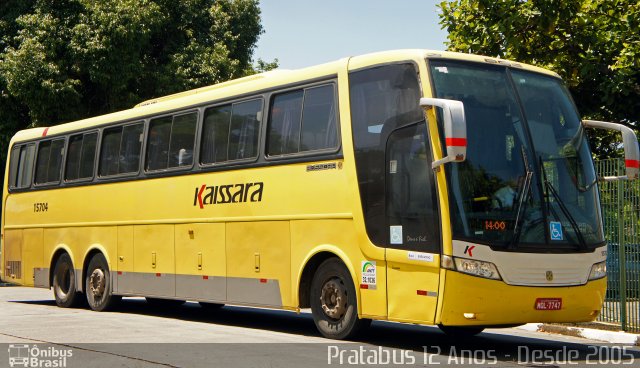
[6,261,21,279]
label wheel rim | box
[320,277,348,320]
[56,263,72,298]
[89,268,106,299]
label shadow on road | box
[10,297,640,364]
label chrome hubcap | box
[89,268,106,298]
[320,278,347,320]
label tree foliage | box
[0,0,272,185]
[439,0,640,159]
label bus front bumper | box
[439,271,606,326]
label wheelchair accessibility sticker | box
[550,221,563,241]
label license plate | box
[535,298,562,310]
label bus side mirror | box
[583,120,640,180]
[420,98,467,169]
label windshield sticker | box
[390,226,403,244]
[361,261,377,288]
[408,252,434,262]
[435,66,449,74]
[550,221,564,241]
[389,160,397,174]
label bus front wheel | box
[310,258,371,339]
[85,253,120,311]
[52,253,81,308]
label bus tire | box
[310,258,371,339]
[52,253,81,308]
[438,324,484,338]
[85,253,120,311]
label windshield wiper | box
[539,157,588,250]
[507,146,533,249]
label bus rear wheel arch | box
[85,252,120,311]
[52,252,81,308]
[310,257,371,339]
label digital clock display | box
[484,220,507,231]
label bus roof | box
[9,49,559,144]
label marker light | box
[454,257,501,280]
[588,261,607,280]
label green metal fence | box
[596,158,640,332]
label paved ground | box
[0,286,638,367]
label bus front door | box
[384,122,441,324]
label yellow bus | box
[2,49,638,339]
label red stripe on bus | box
[417,290,427,296]
[260,278,267,283]
[360,284,369,289]
[156,273,161,277]
[626,160,639,168]
[117,271,122,275]
[445,138,467,147]
[42,127,49,137]
[202,275,209,280]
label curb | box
[519,323,640,345]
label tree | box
[0,0,273,192]
[438,0,640,159]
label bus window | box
[201,105,232,164]
[300,85,337,152]
[34,139,65,185]
[349,63,426,246]
[201,99,261,164]
[267,84,337,156]
[8,143,35,189]
[99,122,143,176]
[268,90,303,155]
[228,99,262,161]
[65,132,97,181]
[168,113,197,168]
[146,116,172,171]
[146,112,197,171]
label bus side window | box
[34,139,65,185]
[229,99,262,161]
[268,90,303,155]
[99,122,143,176]
[146,112,197,171]
[201,105,232,164]
[300,84,338,152]
[100,126,123,176]
[349,63,426,247]
[168,113,197,168]
[267,84,338,157]
[65,132,97,181]
[119,123,144,174]
[8,143,35,189]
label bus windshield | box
[429,61,604,250]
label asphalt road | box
[0,286,638,367]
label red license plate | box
[535,298,562,310]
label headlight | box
[589,261,607,280]
[454,257,501,280]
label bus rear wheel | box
[85,253,120,311]
[310,258,370,339]
[53,253,81,308]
